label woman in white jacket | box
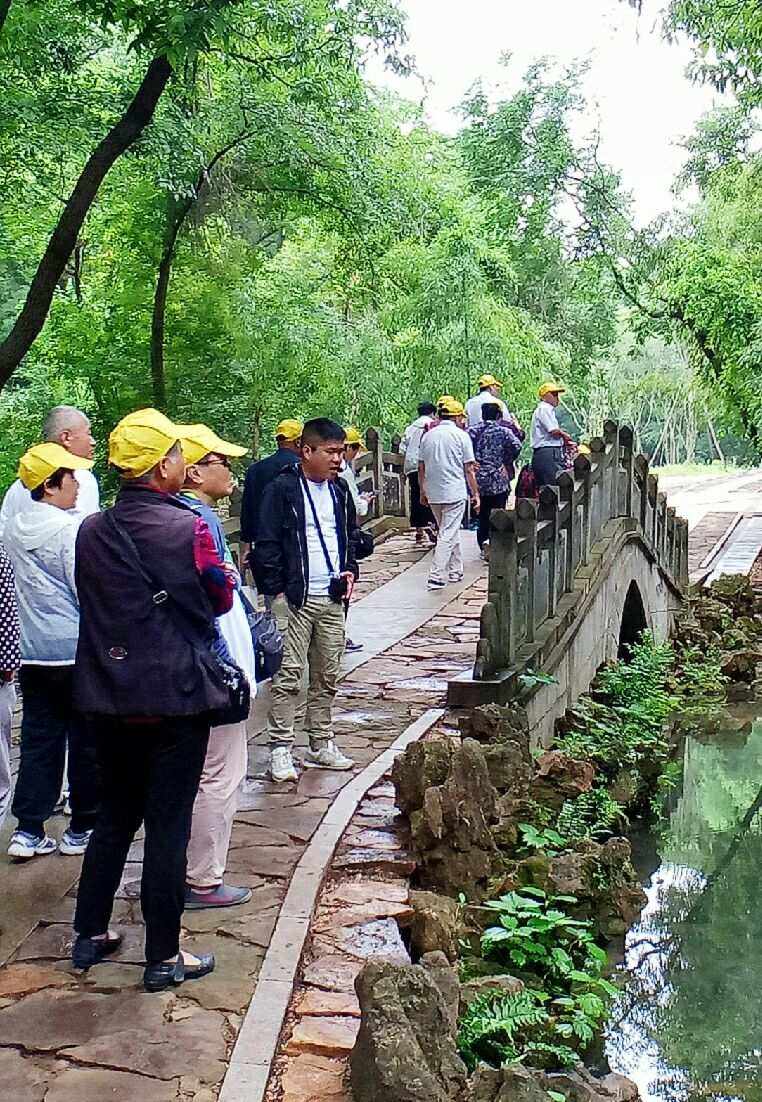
[2,443,100,860]
[399,402,437,543]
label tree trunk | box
[0,54,173,389]
[149,129,254,408]
[0,1,12,36]
[150,196,190,409]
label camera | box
[328,574,349,603]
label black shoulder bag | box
[105,511,251,725]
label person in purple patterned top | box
[0,542,20,828]
[469,403,523,556]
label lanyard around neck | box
[301,473,338,576]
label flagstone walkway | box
[0,530,485,1102]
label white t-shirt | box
[531,402,561,449]
[400,415,434,473]
[419,420,475,505]
[302,478,340,596]
[465,392,508,428]
[0,469,99,540]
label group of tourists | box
[0,406,368,992]
[0,378,572,993]
[400,377,574,577]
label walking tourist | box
[400,402,437,543]
[340,426,374,654]
[254,418,358,784]
[531,383,573,488]
[0,406,99,538]
[3,443,99,859]
[240,418,302,568]
[465,374,508,428]
[71,408,235,992]
[418,396,479,590]
[0,542,20,830]
[469,402,523,558]
[178,423,255,911]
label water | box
[606,707,762,1102]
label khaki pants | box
[267,596,345,748]
[186,719,248,889]
[430,501,465,583]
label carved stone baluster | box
[619,426,634,518]
[603,420,620,519]
[558,470,575,592]
[539,485,560,621]
[516,497,538,645]
[634,455,649,533]
[574,453,592,566]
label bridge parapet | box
[468,421,688,697]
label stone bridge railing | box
[474,420,689,683]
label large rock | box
[392,741,454,816]
[470,1064,554,1101]
[482,742,533,797]
[540,1066,641,1101]
[350,960,468,1102]
[409,891,464,962]
[530,751,595,809]
[420,951,460,1033]
[408,740,500,899]
[460,704,531,752]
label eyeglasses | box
[196,457,232,469]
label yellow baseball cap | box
[437,395,466,417]
[538,382,566,398]
[109,408,181,479]
[274,419,303,442]
[478,373,503,389]
[18,442,94,491]
[344,426,365,448]
[176,423,247,465]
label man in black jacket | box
[254,418,358,783]
[239,418,302,569]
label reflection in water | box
[606,715,762,1102]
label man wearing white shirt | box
[255,419,359,783]
[531,383,573,487]
[419,396,480,591]
[0,407,98,538]
[465,374,509,428]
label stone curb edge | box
[218,705,446,1102]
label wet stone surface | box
[0,534,482,1100]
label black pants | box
[477,491,508,548]
[407,471,435,529]
[74,715,210,964]
[12,665,99,837]
[532,446,563,488]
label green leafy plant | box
[518,822,568,855]
[556,787,625,842]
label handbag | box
[351,527,374,560]
[239,589,283,683]
[105,512,251,725]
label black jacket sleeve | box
[239,461,261,544]
[252,479,286,596]
[344,488,359,581]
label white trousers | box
[0,682,15,830]
[186,719,248,889]
[429,501,465,583]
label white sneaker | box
[427,578,446,590]
[448,572,464,583]
[8,831,58,860]
[59,828,93,856]
[304,740,354,771]
[270,747,298,783]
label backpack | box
[516,464,538,501]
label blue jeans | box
[532,446,563,488]
[11,664,99,837]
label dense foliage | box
[5,1,761,492]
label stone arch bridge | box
[448,421,689,744]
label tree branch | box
[0,54,173,388]
[0,0,13,37]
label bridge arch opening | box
[618,580,648,659]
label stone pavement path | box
[0,530,484,1102]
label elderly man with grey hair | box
[0,406,98,538]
